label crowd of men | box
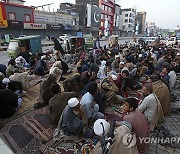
[0,36,180,153]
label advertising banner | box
[87,4,101,28]
[0,4,8,28]
[8,21,23,29]
[24,23,46,29]
[47,24,64,30]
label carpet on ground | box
[39,110,122,154]
[0,107,53,154]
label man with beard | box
[138,83,164,131]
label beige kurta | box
[100,79,120,104]
[38,78,54,105]
[48,92,76,126]
[92,125,138,154]
[9,72,34,91]
[152,80,170,116]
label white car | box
[166,37,180,46]
[145,37,157,44]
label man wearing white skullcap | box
[60,97,93,138]
[92,119,138,154]
[100,74,123,105]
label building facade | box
[0,1,80,38]
[122,8,136,37]
[135,11,146,36]
[76,0,115,36]
[113,3,123,36]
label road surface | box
[0,38,133,66]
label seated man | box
[0,89,22,118]
[63,75,83,95]
[149,75,170,116]
[138,83,164,131]
[9,69,34,91]
[80,82,104,122]
[92,119,138,154]
[81,79,104,113]
[116,70,129,95]
[48,83,76,126]
[56,98,93,138]
[35,55,48,76]
[121,97,149,154]
[34,74,57,108]
[49,61,63,82]
[100,74,123,105]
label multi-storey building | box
[113,3,123,36]
[122,8,136,36]
[135,11,146,35]
[76,0,115,36]
[0,1,80,38]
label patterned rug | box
[39,111,122,154]
[0,107,54,154]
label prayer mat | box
[39,112,122,154]
[0,107,54,154]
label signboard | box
[64,25,71,30]
[24,23,46,29]
[176,32,180,38]
[77,32,83,37]
[87,4,101,28]
[0,4,8,28]
[8,21,23,29]
[47,24,64,30]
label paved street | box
[0,39,133,66]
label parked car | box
[166,37,180,46]
[145,37,157,44]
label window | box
[8,12,16,21]
[125,14,128,17]
[24,14,31,22]
[125,19,128,22]
[101,14,104,19]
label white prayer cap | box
[93,119,110,136]
[68,98,79,108]
[120,61,125,65]
[41,55,46,60]
[101,60,106,67]
[2,78,10,84]
[111,74,117,81]
[115,55,120,59]
[177,53,180,56]
[139,54,143,58]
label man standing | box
[138,83,164,131]
[51,37,64,61]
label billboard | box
[87,4,101,28]
[0,4,8,28]
[24,23,46,30]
